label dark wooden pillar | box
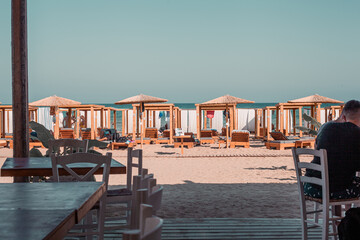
[12,0,29,182]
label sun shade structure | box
[201,95,254,105]
[198,95,254,148]
[288,94,343,104]
[30,95,81,107]
[115,94,168,147]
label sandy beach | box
[0,137,312,219]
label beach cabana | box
[115,94,168,147]
[128,103,180,144]
[30,95,81,139]
[0,105,38,138]
[287,94,343,122]
[54,104,120,140]
[197,95,254,148]
[324,104,344,122]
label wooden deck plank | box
[105,218,323,240]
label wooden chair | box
[105,148,146,230]
[59,128,75,139]
[200,130,215,144]
[80,128,92,140]
[48,139,88,156]
[145,128,158,142]
[129,180,163,230]
[51,152,112,239]
[292,148,360,240]
[229,130,250,148]
[123,204,163,240]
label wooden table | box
[1,157,126,178]
[218,137,227,149]
[0,182,105,240]
[173,135,192,155]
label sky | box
[0,0,359,104]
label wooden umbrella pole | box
[140,103,143,148]
[226,104,229,148]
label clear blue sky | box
[0,0,359,104]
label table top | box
[0,182,105,240]
[1,157,126,177]
[173,135,192,139]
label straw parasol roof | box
[201,95,254,105]
[30,95,81,106]
[287,94,343,104]
[115,94,168,105]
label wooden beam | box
[12,0,29,181]
[299,107,303,137]
[196,105,200,139]
[90,107,95,139]
[170,105,174,144]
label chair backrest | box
[59,128,75,139]
[270,131,288,140]
[292,148,329,207]
[126,147,143,190]
[51,152,112,189]
[231,130,250,142]
[200,130,212,138]
[123,204,163,240]
[81,129,92,140]
[48,139,88,156]
[145,128,158,139]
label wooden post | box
[0,110,4,138]
[279,105,284,134]
[132,106,136,141]
[203,111,207,129]
[90,106,95,139]
[316,103,321,123]
[12,0,29,183]
[67,108,72,128]
[196,105,201,140]
[75,109,80,139]
[299,107,303,137]
[54,107,59,139]
[262,108,266,138]
[170,105,174,144]
[266,108,271,140]
[285,109,289,136]
[292,108,296,135]
[84,111,88,128]
[226,104,229,148]
[152,110,156,127]
[94,110,98,137]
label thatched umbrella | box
[115,94,168,147]
[30,95,81,138]
[288,94,343,104]
[201,95,254,148]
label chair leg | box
[322,205,329,240]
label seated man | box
[305,100,360,199]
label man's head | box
[340,100,360,126]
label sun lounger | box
[265,131,296,150]
[59,128,75,139]
[200,130,215,144]
[229,130,250,148]
[145,127,158,142]
[155,129,173,144]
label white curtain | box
[211,111,223,132]
[237,109,255,131]
[181,110,188,132]
[188,110,197,133]
[37,107,52,130]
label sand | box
[0,138,313,219]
